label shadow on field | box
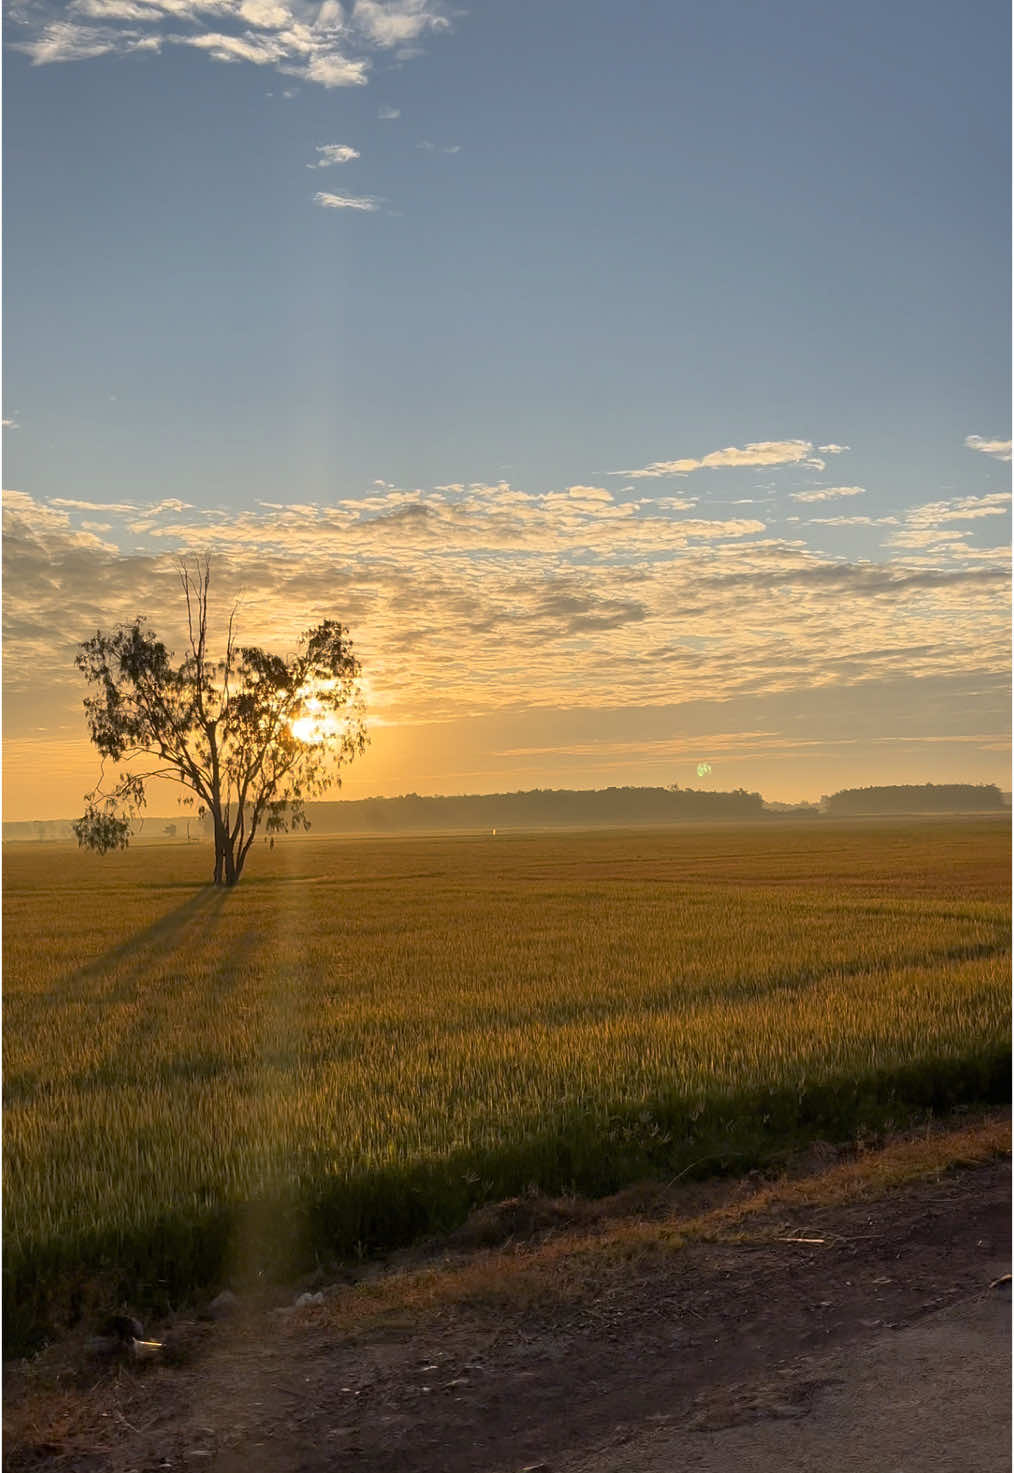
[63,886,232,994]
[5,895,268,1111]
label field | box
[3,818,1010,1350]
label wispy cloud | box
[616,439,820,479]
[911,492,1011,524]
[965,434,1012,461]
[18,18,130,63]
[493,731,812,762]
[351,0,449,48]
[307,143,360,168]
[50,496,140,513]
[313,190,380,211]
[11,0,451,88]
[790,486,866,504]
[885,492,1012,556]
[377,104,400,119]
[2,417,19,430]
[149,498,193,514]
[817,443,850,454]
[806,515,898,526]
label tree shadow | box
[59,886,232,995]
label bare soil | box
[5,1155,1010,1473]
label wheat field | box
[3,818,1009,1346]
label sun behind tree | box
[73,557,369,886]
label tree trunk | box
[213,839,243,884]
[212,813,236,886]
[211,810,248,886]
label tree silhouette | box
[73,557,368,885]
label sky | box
[3,0,1011,820]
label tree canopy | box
[74,558,368,884]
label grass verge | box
[302,1111,1012,1332]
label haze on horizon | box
[3,0,1011,823]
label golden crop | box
[3,819,1009,1343]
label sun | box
[289,675,367,745]
[289,695,346,745]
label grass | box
[299,1112,1013,1332]
[3,818,1010,1351]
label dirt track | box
[5,1158,1011,1473]
[568,1286,1011,1472]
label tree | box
[73,558,369,886]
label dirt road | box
[567,1285,1011,1473]
[5,1154,1010,1473]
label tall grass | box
[3,819,1009,1350]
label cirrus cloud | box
[615,439,822,479]
[307,143,360,168]
[313,190,380,211]
[790,486,866,504]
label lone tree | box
[74,558,369,886]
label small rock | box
[293,1291,324,1308]
[208,1290,239,1319]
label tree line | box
[821,783,1006,815]
[299,786,767,832]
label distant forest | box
[4,782,1009,841]
[301,785,767,833]
[821,783,1007,815]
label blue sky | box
[3,0,1011,815]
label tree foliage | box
[74,558,368,884]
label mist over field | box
[4,781,1010,845]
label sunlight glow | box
[290,695,345,745]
